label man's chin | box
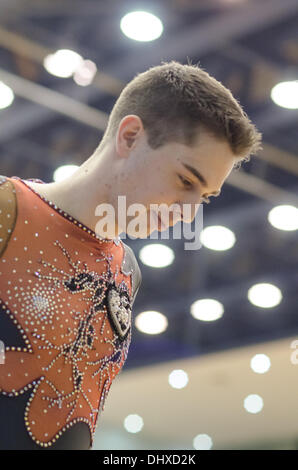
[124,228,151,239]
[125,223,164,238]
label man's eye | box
[178,175,210,204]
[178,175,193,189]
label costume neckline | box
[11,176,122,247]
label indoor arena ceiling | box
[0,0,298,377]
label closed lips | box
[156,212,167,229]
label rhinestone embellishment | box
[106,282,132,339]
[0,177,134,449]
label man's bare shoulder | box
[24,180,48,197]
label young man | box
[0,60,262,450]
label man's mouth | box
[152,211,167,231]
[156,214,167,230]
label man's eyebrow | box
[182,162,221,196]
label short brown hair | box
[98,59,262,166]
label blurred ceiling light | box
[168,369,189,389]
[200,225,236,251]
[73,59,97,86]
[268,205,298,231]
[44,49,83,78]
[247,282,282,308]
[120,11,163,42]
[135,310,168,334]
[243,394,264,414]
[193,434,213,450]
[53,164,79,182]
[139,243,174,268]
[250,354,271,374]
[0,81,14,109]
[271,80,298,109]
[123,414,144,433]
[190,298,224,322]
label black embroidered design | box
[0,238,133,446]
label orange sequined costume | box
[0,175,142,450]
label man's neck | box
[24,149,120,239]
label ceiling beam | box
[0,68,109,134]
[0,26,125,96]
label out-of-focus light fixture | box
[120,11,163,42]
[199,225,236,251]
[135,310,168,335]
[250,354,271,374]
[268,205,298,231]
[193,434,213,450]
[190,298,224,322]
[44,49,83,78]
[53,165,79,182]
[0,81,14,109]
[168,370,189,389]
[271,80,298,109]
[247,283,282,308]
[73,59,97,86]
[243,394,264,414]
[123,414,144,433]
[139,244,174,268]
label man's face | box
[113,117,239,238]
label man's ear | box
[116,115,143,157]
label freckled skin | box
[25,115,240,239]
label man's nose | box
[173,202,200,224]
